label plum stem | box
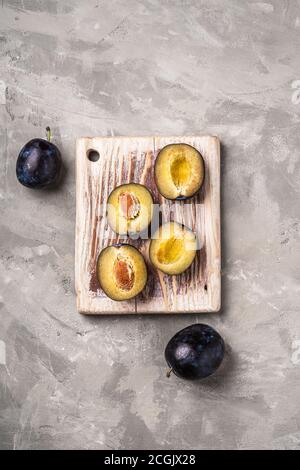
[46,126,51,142]
[166,367,173,378]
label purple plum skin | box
[16,138,62,189]
[165,323,225,380]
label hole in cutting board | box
[87,149,100,162]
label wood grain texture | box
[75,136,221,314]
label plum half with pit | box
[165,324,225,380]
[16,127,62,189]
[107,183,153,236]
[97,244,148,301]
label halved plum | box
[149,222,197,275]
[154,143,204,200]
[107,183,153,235]
[97,244,147,301]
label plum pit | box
[113,256,135,291]
[118,192,140,220]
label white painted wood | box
[75,136,221,314]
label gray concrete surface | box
[0,0,300,450]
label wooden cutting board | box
[75,136,221,314]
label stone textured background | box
[1,0,300,450]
